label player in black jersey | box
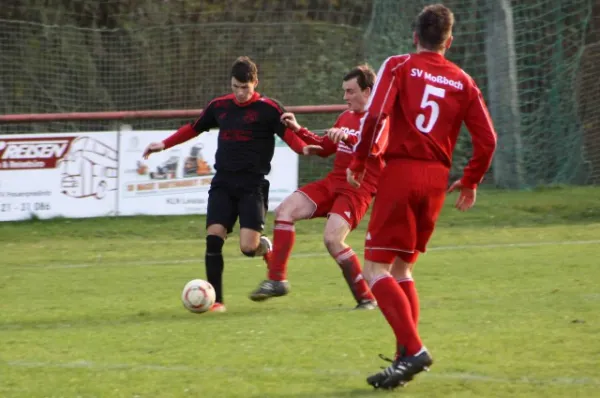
[144,56,317,312]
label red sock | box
[370,275,422,356]
[334,248,375,302]
[397,278,419,326]
[267,220,295,281]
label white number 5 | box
[416,84,446,134]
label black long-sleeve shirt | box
[163,92,306,176]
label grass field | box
[1,186,599,397]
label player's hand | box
[280,112,301,132]
[327,128,348,144]
[143,142,165,159]
[302,145,324,156]
[447,179,476,211]
[346,168,365,188]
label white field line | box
[8,239,600,270]
[2,360,599,387]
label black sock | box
[205,235,225,304]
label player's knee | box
[363,261,390,284]
[241,248,257,257]
[206,234,225,255]
[274,204,284,218]
[206,224,227,239]
[274,202,295,221]
[362,262,378,283]
[323,232,344,255]
[391,255,415,278]
[240,242,259,257]
[276,193,313,222]
[391,264,412,280]
[363,250,395,283]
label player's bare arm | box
[447,82,497,211]
[346,167,366,188]
[327,128,347,144]
[142,141,165,159]
[447,179,476,211]
[142,98,218,160]
[279,111,330,156]
[280,112,301,132]
[142,124,196,159]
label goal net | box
[0,0,598,187]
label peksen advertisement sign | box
[0,133,118,221]
[0,130,298,221]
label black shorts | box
[206,172,270,234]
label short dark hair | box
[414,4,455,51]
[231,56,258,83]
[343,64,376,90]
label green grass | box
[1,186,600,397]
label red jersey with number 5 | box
[352,52,497,188]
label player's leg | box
[324,195,376,309]
[372,213,443,389]
[390,255,419,325]
[389,175,445,327]
[248,191,316,300]
[363,252,424,358]
[362,194,423,357]
[250,179,332,301]
[360,165,431,389]
[238,178,271,256]
[239,228,264,255]
[205,185,237,313]
[365,161,447,389]
[241,179,291,299]
[363,251,431,390]
[265,191,317,280]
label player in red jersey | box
[248,65,388,309]
[347,5,497,389]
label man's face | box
[343,78,370,112]
[231,77,257,103]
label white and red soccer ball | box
[181,279,216,313]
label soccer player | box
[347,5,497,389]
[143,56,314,313]
[248,65,388,309]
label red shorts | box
[297,177,372,230]
[365,159,449,264]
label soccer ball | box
[181,279,216,313]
